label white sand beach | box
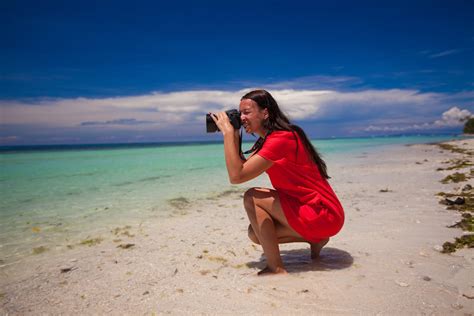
[1,138,473,315]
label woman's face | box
[239,99,268,137]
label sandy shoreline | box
[1,138,473,315]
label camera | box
[206,109,242,133]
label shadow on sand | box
[246,247,353,273]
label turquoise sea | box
[0,135,463,266]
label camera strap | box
[240,130,271,156]
[238,130,246,159]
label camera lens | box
[205,109,241,133]
[206,114,218,133]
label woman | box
[210,89,344,275]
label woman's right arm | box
[211,112,272,184]
[233,130,247,163]
[222,128,273,184]
[228,154,273,184]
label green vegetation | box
[437,140,474,254]
[441,172,468,184]
[111,226,134,237]
[232,263,247,269]
[80,237,103,246]
[437,143,469,154]
[448,213,474,231]
[437,191,473,213]
[32,246,48,254]
[167,197,190,210]
[207,255,228,264]
[442,235,474,253]
[464,117,474,134]
[117,243,135,249]
[437,159,473,171]
[447,200,474,213]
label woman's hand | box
[210,112,235,136]
[210,112,271,184]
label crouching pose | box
[211,89,344,275]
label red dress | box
[257,130,345,242]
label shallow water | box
[0,134,461,266]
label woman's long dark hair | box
[241,89,329,179]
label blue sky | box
[1,0,473,145]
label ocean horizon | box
[0,133,463,153]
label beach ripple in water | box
[167,197,191,210]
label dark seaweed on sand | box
[437,159,473,171]
[79,237,103,246]
[167,197,190,210]
[440,172,468,184]
[447,213,474,232]
[32,246,48,254]
[436,141,474,253]
[441,235,474,253]
[117,243,135,249]
[437,190,474,214]
[437,143,473,155]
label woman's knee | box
[247,225,260,244]
[243,187,258,210]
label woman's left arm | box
[211,112,273,184]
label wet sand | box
[1,138,473,315]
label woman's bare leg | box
[244,187,330,268]
[244,188,286,274]
[244,187,320,275]
[249,224,329,258]
[310,238,329,259]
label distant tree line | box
[464,117,474,134]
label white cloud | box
[80,118,154,126]
[433,106,472,127]
[429,49,460,58]
[0,135,19,143]
[363,106,472,132]
[265,75,363,90]
[0,90,244,127]
[0,88,472,142]
[0,88,448,126]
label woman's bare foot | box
[257,266,288,276]
[310,238,329,259]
